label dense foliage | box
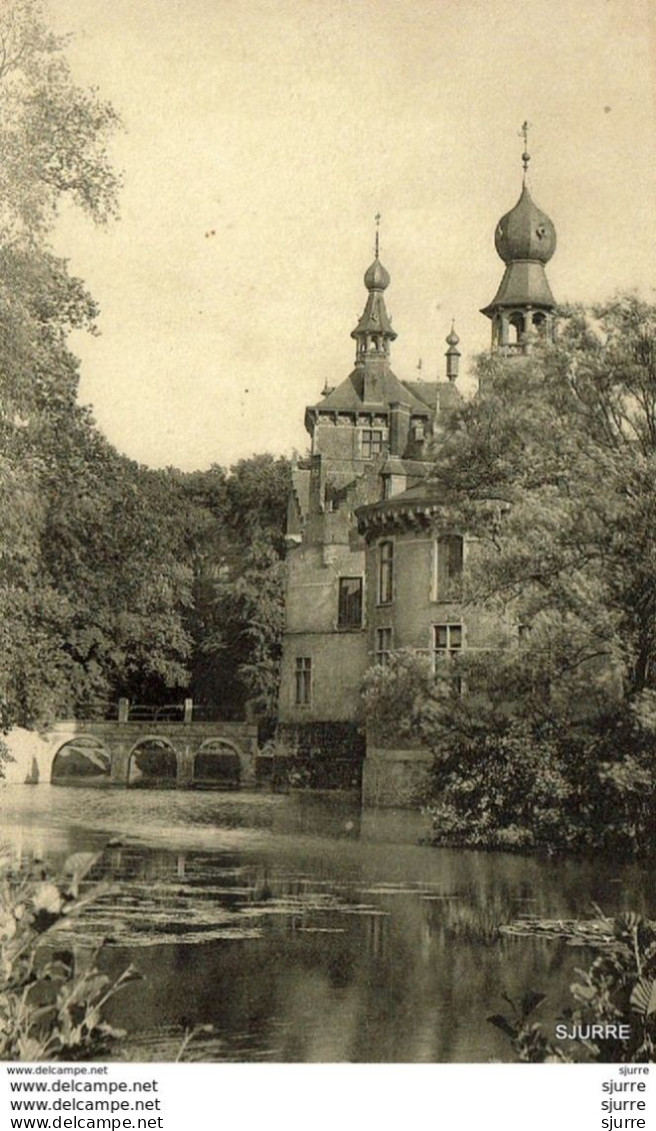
[0,2,290,748]
[431,296,656,707]
[0,851,138,1060]
[363,299,656,854]
[177,454,290,720]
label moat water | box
[0,784,652,1062]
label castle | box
[277,143,558,805]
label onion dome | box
[495,184,556,265]
[364,257,391,291]
[351,226,397,365]
[445,322,460,382]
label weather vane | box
[374,212,381,258]
[519,120,531,178]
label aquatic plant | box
[489,913,656,1062]
[0,851,139,1060]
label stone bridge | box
[4,706,259,788]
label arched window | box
[509,312,525,343]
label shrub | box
[425,698,656,856]
[0,851,138,1060]
[489,914,656,1062]
[361,649,435,748]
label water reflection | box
[0,784,652,1062]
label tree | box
[0,4,291,738]
[0,0,123,730]
[0,0,120,239]
[431,297,656,716]
[413,297,656,853]
[181,456,291,719]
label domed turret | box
[481,124,557,355]
[364,257,390,291]
[495,184,556,265]
[351,217,397,365]
[445,322,460,382]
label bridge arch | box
[52,736,112,784]
[128,735,179,787]
[193,738,242,788]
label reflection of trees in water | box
[83,814,656,1062]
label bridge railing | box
[110,699,230,725]
[189,704,226,722]
[74,699,242,725]
[127,703,186,723]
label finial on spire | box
[374,212,381,259]
[519,120,531,180]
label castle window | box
[362,429,383,459]
[338,577,363,628]
[434,623,463,658]
[294,657,312,706]
[435,535,464,600]
[433,623,463,693]
[375,627,392,666]
[378,541,394,604]
[413,421,425,441]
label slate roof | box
[307,366,432,418]
[482,259,556,313]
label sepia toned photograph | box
[1,0,656,1066]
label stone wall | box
[275,720,365,789]
[362,746,433,808]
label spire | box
[481,127,557,355]
[445,321,460,382]
[351,218,397,366]
[520,119,531,182]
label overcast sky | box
[49,0,656,471]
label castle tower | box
[481,124,557,353]
[349,220,398,402]
[278,220,440,771]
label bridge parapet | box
[39,714,259,786]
